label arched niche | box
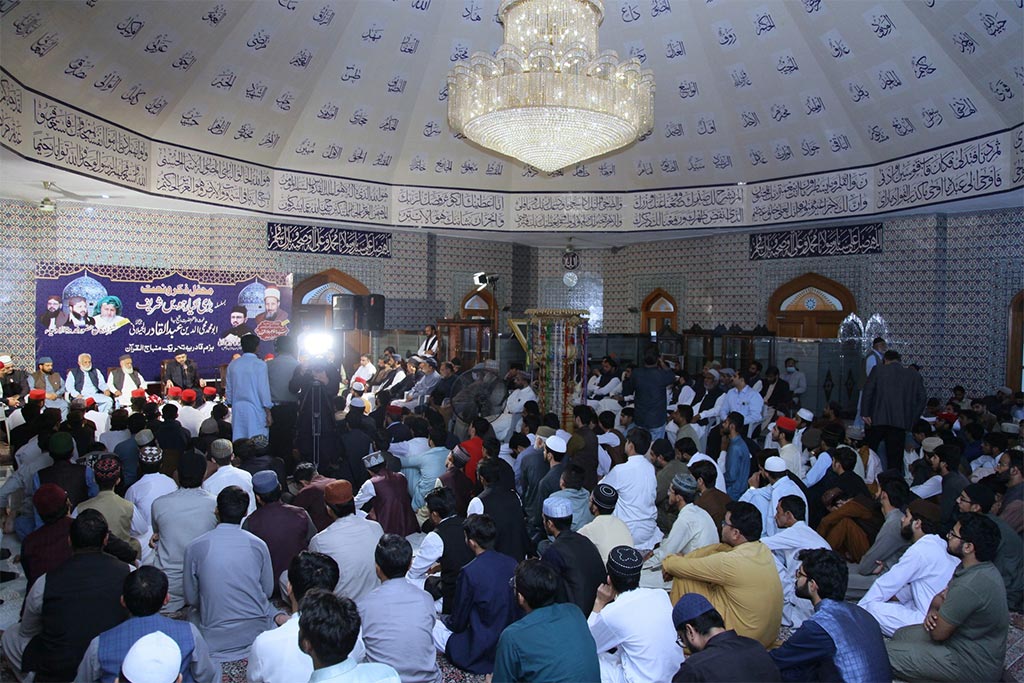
[460,287,496,321]
[641,288,678,334]
[767,273,856,339]
[293,269,372,364]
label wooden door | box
[767,273,856,339]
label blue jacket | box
[725,437,751,500]
[444,550,519,674]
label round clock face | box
[563,272,579,288]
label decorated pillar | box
[526,309,589,429]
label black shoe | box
[0,570,17,582]
[0,548,10,560]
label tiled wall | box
[540,208,1023,397]
[2,199,1020,397]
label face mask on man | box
[786,366,796,373]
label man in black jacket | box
[862,350,926,471]
[539,496,606,617]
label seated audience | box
[1,510,130,681]
[672,593,781,682]
[578,483,634,563]
[641,472,718,589]
[845,479,912,600]
[956,483,1023,612]
[76,455,142,560]
[308,479,384,603]
[662,501,783,647]
[242,470,317,597]
[739,453,807,537]
[600,428,663,551]
[588,545,682,683]
[77,566,216,682]
[546,463,595,531]
[408,487,474,614]
[353,451,419,536]
[996,448,1023,533]
[183,486,276,663]
[358,535,442,683]
[539,496,606,618]
[202,438,256,516]
[432,514,518,675]
[690,459,731,528]
[652,436,688,534]
[857,499,959,636]
[125,444,178,564]
[297,590,400,683]
[770,549,890,682]
[886,513,1009,682]
[290,463,335,533]
[762,495,831,629]
[493,559,600,683]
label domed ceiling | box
[1,0,1022,236]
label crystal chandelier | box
[448,0,655,173]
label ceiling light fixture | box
[448,0,655,173]
[38,197,56,213]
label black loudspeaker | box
[332,294,357,331]
[363,294,386,331]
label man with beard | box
[219,305,253,341]
[64,295,95,329]
[0,354,27,414]
[770,549,890,682]
[65,353,114,414]
[253,288,288,324]
[416,324,440,358]
[27,356,68,418]
[107,354,146,410]
[955,483,1023,612]
[858,499,959,636]
[38,295,68,329]
[165,349,205,396]
[995,448,1023,533]
[586,357,622,409]
[887,513,1009,683]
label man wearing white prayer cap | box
[118,631,182,683]
[254,287,288,324]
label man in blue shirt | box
[770,548,890,682]
[720,412,752,500]
[493,559,599,683]
[625,347,675,441]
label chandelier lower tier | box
[448,0,655,173]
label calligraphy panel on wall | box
[35,263,292,380]
[749,223,883,261]
[267,222,391,258]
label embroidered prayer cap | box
[252,470,280,495]
[94,456,123,484]
[351,379,366,392]
[199,418,219,435]
[28,389,46,401]
[704,368,720,380]
[592,483,619,511]
[251,434,270,453]
[606,545,644,579]
[33,483,68,517]
[542,495,573,519]
[764,456,788,473]
[121,631,182,683]
[130,389,147,398]
[670,473,697,497]
[84,397,96,408]
[203,386,218,397]
[921,436,944,454]
[362,450,385,469]
[181,389,197,403]
[324,480,354,505]
[208,439,233,462]
[264,288,281,300]
[719,368,736,377]
[349,397,365,409]
[167,386,182,398]
[139,445,163,464]
[775,416,797,432]
[450,445,472,467]
[544,435,567,454]
[422,356,438,368]
[70,397,88,410]
[134,429,156,448]
[796,408,815,423]
[845,425,865,441]
[672,593,715,628]
[49,432,74,457]
[459,439,483,461]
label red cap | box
[324,480,354,505]
[775,416,797,432]
[146,393,163,404]
[386,404,403,417]
[264,353,275,361]
[33,483,68,517]
[130,389,146,398]
[0,361,5,370]
[203,386,218,396]
[937,412,958,424]
[167,386,182,398]
[84,397,96,408]
[181,389,197,402]
[28,389,46,400]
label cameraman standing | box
[289,356,343,475]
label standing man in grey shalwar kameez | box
[226,334,273,441]
[183,486,276,664]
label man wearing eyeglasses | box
[887,513,1008,683]
[955,483,1022,612]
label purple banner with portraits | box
[35,264,292,380]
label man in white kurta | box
[600,435,663,552]
[857,500,959,636]
[125,445,178,565]
[740,456,808,538]
[226,337,272,440]
[762,497,830,628]
[641,473,718,589]
[491,373,537,442]
[587,546,683,683]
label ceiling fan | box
[41,180,123,201]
